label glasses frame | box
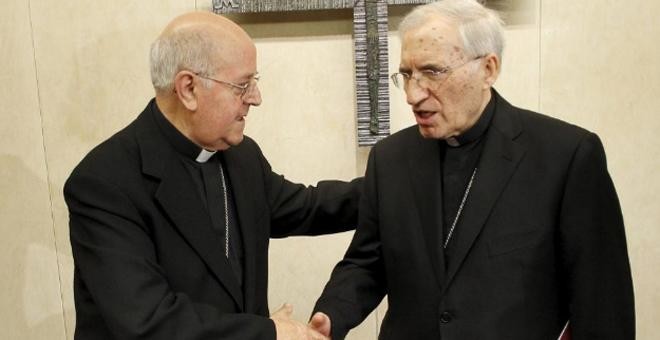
[194,72,260,98]
[390,56,483,90]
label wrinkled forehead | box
[215,51,258,82]
[400,16,467,65]
[207,27,258,77]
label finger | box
[308,312,331,336]
[307,327,331,340]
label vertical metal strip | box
[211,0,461,145]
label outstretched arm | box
[312,148,387,339]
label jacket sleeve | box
[312,146,387,339]
[558,132,635,339]
[251,141,362,238]
[65,172,276,340]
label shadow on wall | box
[0,155,73,339]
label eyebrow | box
[418,63,448,70]
[236,71,259,82]
[399,63,447,73]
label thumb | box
[309,312,331,336]
[270,303,294,319]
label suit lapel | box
[408,132,446,288]
[223,147,259,312]
[441,94,526,295]
[136,107,245,310]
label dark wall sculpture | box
[213,0,487,146]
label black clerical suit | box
[64,99,361,340]
[314,90,634,339]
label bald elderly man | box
[64,12,360,340]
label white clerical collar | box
[446,137,460,147]
[195,149,217,163]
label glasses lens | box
[391,73,405,89]
[241,78,259,98]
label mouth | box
[414,110,437,125]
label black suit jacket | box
[64,100,361,340]
[314,91,634,339]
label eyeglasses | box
[194,72,260,98]
[390,56,482,90]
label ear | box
[481,53,500,89]
[173,71,199,111]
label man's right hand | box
[270,304,330,340]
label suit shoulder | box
[499,105,610,172]
[366,126,431,167]
[513,107,595,151]
[372,125,419,153]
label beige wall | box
[1,0,657,339]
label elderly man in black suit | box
[310,0,634,339]
[65,11,360,340]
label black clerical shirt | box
[441,93,496,265]
[153,105,245,287]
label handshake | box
[270,303,332,340]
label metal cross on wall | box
[212,0,486,146]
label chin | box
[227,134,245,146]
[208,136,243,151]
[418,126,443,140]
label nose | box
[405,80,429,106]
[244,85,262,106]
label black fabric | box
[441,94,495,265]
[65,98,362,340]
[314,90,634,340]
[200,157,245,286]
[152,102,202,160]
[440,138,484,265]
[153,103,246,286]
[152,100,244,286]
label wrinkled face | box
[400,17,488,140]
[189,42,261,151]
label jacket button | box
[440,311,453,323]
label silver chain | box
[443,167,477,249]
[219,164,229,258]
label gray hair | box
[149,27,218,93]
[399,0,505,61]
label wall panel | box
[0,0,66,338]
[29,0,195,336]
